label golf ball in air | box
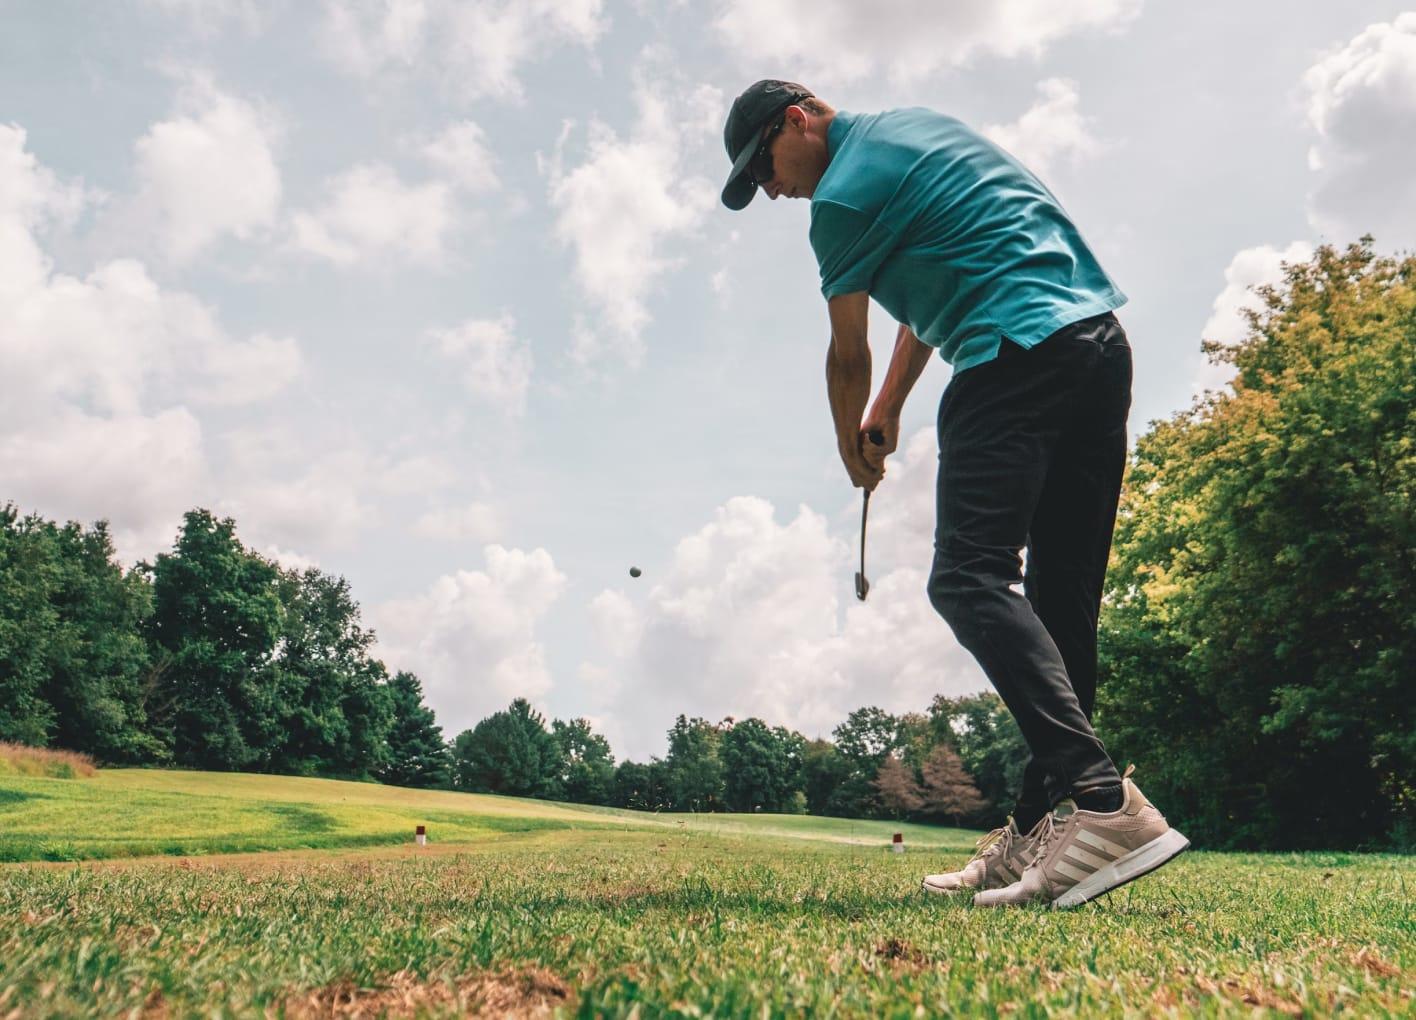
[629,567,642,578]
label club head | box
[854,570,869,601]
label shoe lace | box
[1024,811,1073,872]
[968,820,1014,865]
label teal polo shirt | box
[809,108,1126,373]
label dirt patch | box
[1190,972,1304,1016]
[873,937,924,965]
[283,966,571,1019]
[1350,947,1404,980]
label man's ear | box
[785,105,808,132]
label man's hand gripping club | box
[825,291,933,489]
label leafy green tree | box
[612,759,670,811]
[268,566,392,778]
[1098,238,1416,849]
[894,711,934,772]
[144,510,283,771]
[0,506,62,745]
[719,718,804,812]
[550,717,615,805]
[451,698,563,796]
[0,508,158,760]
[800,739,854,816]
[38,518,158,763]
[378,671,451,788]
[663,715,724,811]
[831,707,901,818]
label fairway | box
[0,769,970,863]
[2,772,1413,1016]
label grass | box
[0,768,970,862]
[0,742,95,779]
[1,769,1411,1016]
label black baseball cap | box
[721,79,814,210]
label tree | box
[873,754,923,819]
[0,508,158,761]
[550,717,615,805]
[663,715,724,811]
[451,698,563,796]
[378,671,450,788]
[919,745,988,825]
[612,759,670,811]
[831,707,901,817]
[800,739,854,816]
[269,566,392,778]
[719,718,804,812]
[144,510,284,771]
[1098,238,1416,849]
[928,692,1027,826]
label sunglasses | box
[748,114,786,187]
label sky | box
[3,1,1414,762]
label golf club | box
[855,429,885,601]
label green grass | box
[0,768,970,862]
[1,770,1411,1016]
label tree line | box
[0,502,1012,825]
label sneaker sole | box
[1051,827,1190,909]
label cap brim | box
[721,135,760,210]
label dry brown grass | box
[0,742,96,779]
[281,966,572,1019]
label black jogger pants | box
[926,311,1132,811]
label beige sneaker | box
[921,816,1045,894]
[972,767,1189,909]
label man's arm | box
[825,291,882,490]
[861,323,934,468]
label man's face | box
[753,106,830,201]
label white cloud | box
[579,481,986,761]
[713,0,1141,84]
[1304,13,1416,247]
[261,545,321,572]
[0,408,206,561]
[319,0,428,75]
[129,73,283,260]
[369,546,568,735]
[414,502,501,543]
[319,0,607,101]
[290,163,452,266]
[220,433,455,551]
[543,77,722,368]
[420,121,500,193]
[428,314,533,414]
[1195,241,1314,400]
[0,124,300,559]
[981,78,1103,181]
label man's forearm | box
[871,324,933,419]
[826,338,871,453]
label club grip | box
[866,429,885,446]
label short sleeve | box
[809,200,900,299]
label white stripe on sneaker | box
[1053,859,1092,883]
[1075,828,1129,859]
[1063,843,1110,871]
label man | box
[720,80,1188,908]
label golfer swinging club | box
[721,80,1188,908]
